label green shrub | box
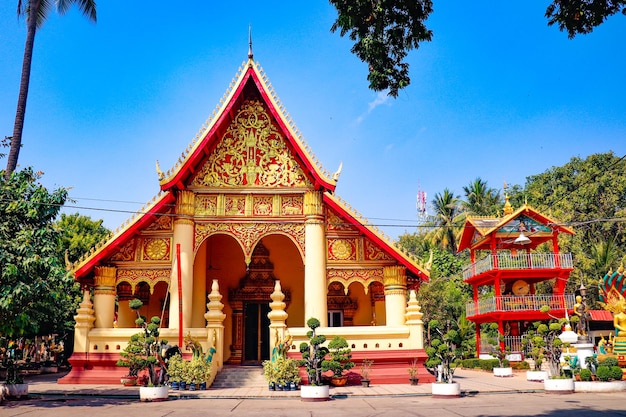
[609,366,623,381]
[479,359,500,371]
[579,368,592,381]
[600,357,619,367]
[596,366,611,382]
[512,361,530,370]
[461,358,481,369]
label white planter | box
[300,385,330,401]
[431,382,461,398]
[5,383,28,399]
[493,367,513,377]
[544,378,574,394]
[575,381,626,393]
[526,370,548,382]
[139,386,169,402]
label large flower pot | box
[575,381,626,393]
[331,376,348,387]
[300,385,330,402]
[493,367,513,377]
[544,378,574,394]
[139,386,169,402]
[526,371,548,382]
[5,383,28,399]
[120,376,138,386]
[431,382,461,398]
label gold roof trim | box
[158,58,335,187]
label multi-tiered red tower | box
[458,197,575,356]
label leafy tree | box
[427,188,461,253]
[6,0,97,178]
[0,167,68,336]
[545,0,626,38]
[461,178,502,217]
[58,213,110,264]
[329,0,433,97]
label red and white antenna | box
[416,182,427,222]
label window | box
[328,310,343,327]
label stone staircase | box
[211,365,267,388]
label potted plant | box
[425,320,461,397]
[117,298,170,401]
[262,359,277,391]
[166,353,183,390]
[534,307,574,393]
[299,317,330,401]
[2,358,27,399]
[322,336,354,386]
[360,359,373,387]
[488,332,512,377]
[408,358,419,385]
[522,325,548,381]
[188,356,208,390]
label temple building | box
[60,50,431,385]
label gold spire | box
[503,193,513,216]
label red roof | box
[589,310,613,321]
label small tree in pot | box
[322,336,354,386]
[299,317,330,401]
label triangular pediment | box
[159,60,336,192]
[190,99,312,188]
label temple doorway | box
[242,302,271,364]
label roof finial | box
[248,25,253,61]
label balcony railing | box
[480,336,524,354]
[466,294,575,318]
[462,253,573,280]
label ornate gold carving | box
[110,238,137,262]
[225,195,246,215]
[143,238,171,261]
[195,222,305,262]
[195,195,218,216]
[327,268,383,295]
[326,209,355,231]
[383,266,407,294]
[94,266,117,288]
[304,191,323,217]
[253,195,273,216]
[145,212,172,231]
[364,239,393,261]
[117,269,171,294]
[281,195,303,215]
[328,238,356,261]
[190,100,309,188]
[176,190,195,217]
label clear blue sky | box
[1,2,625,239]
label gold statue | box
[614,300,626,337]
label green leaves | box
[330,0,433,97]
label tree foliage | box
[329,0,433,97]
[0,167,68,336]
[545,0,626,38]
[58,213,110,264]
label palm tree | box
[428,188,461,253]
[461,177,501,216]
[5,0,97,179]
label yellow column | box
[383,266,407,326]
[304,191,327,327]
[170,190,195,329]
[93,266,117,328]
[72,288,96,353]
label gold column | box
[303,191,327,327]
[268,280,289,355]
[170,190,195,329]
[205,279,226,369]
[383,265,407,326]
[405,289,425,349]
[93,266,117,328]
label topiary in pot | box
[299,317,329,386]
[579,368,592,381]
[322,336,354,385]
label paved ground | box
[3,369,626,416]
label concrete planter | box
[544,378,574,394]
[4,383,28,399]
[575,381,626,393]
[493,367,513,377]
[431,382,461,398]
[139,386,169,402]
[300,385,330,401]
[526,370,548,382]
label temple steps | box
[211,365,266,388]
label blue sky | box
[1,2,625,239]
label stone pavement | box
[23,368,544,400]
